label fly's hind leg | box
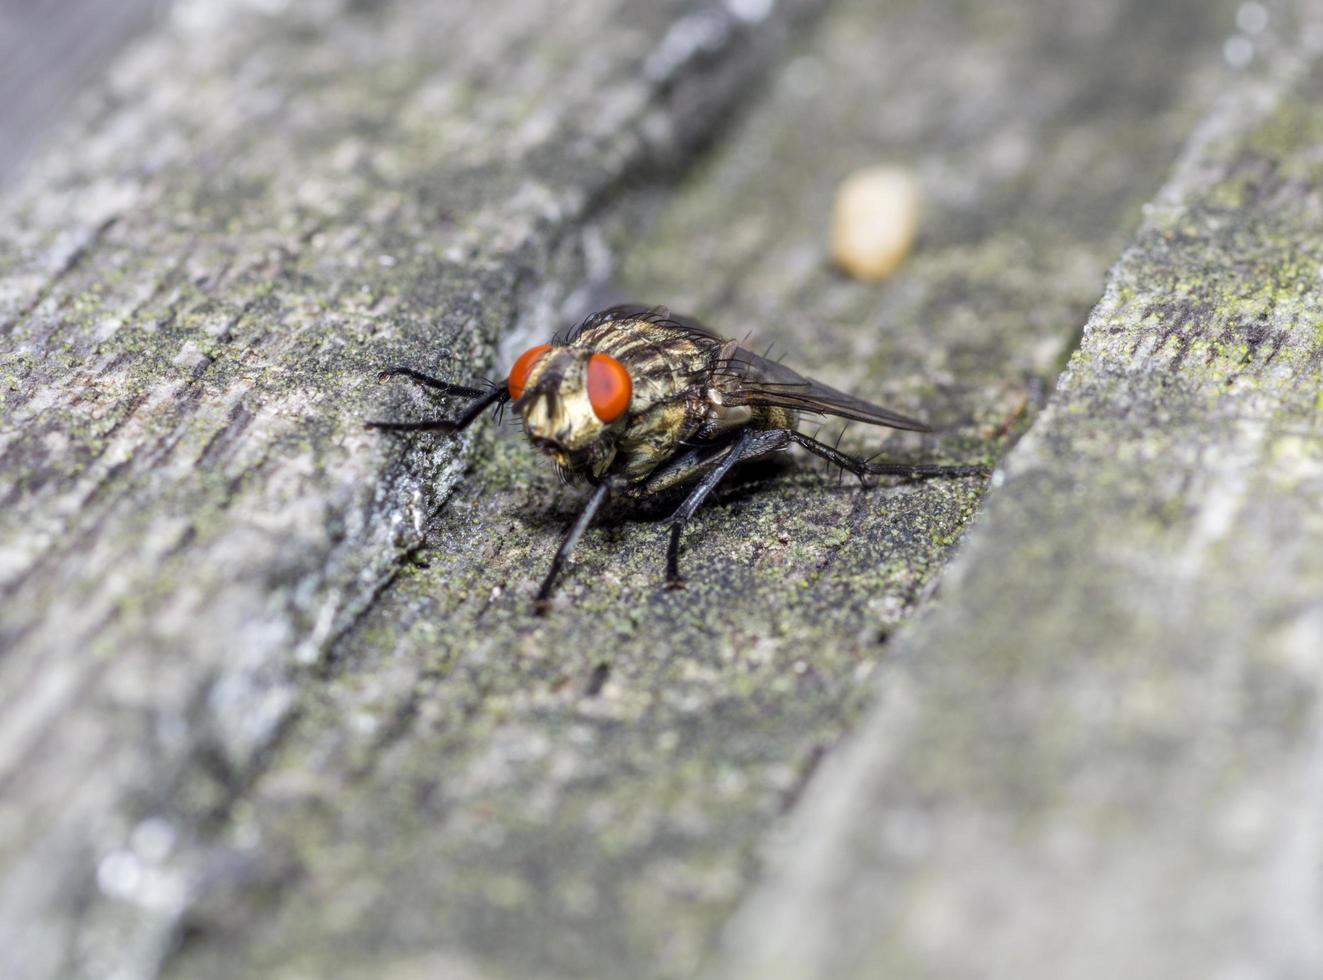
[653,428,791,589]
[788,431,987,482]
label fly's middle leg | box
[662,428,790,588]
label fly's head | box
[507,343,633,478]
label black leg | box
[377,366,487,399]
[535,480,614,614]
[665,524,685,586]
[664,428,790,587]
[789,431,987,482]
[862,459,989,479]
[362,418,466,433]
[365,385,507,434]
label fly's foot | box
[665,574,688,591]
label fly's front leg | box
[376,367,487,399]
[365,380,508,434]
[788,431,987,483]
[659,428,791,588]
[534,479,617,615]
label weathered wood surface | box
[718,6,1323,979]
[0,0,823,975]
[5,0,1313,977]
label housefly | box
[367,304,986,612]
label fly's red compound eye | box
[586,353,632,422]
[507,344,553,400]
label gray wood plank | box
[716,5,1323,978]
[153,1,1241,977]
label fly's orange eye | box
[586,353,632,423]
[507,344,553,400]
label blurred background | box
[0,0,164,183]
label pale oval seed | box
[830,165,922,281]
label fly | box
[366,304,987,613]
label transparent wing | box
[716,344,930,432]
